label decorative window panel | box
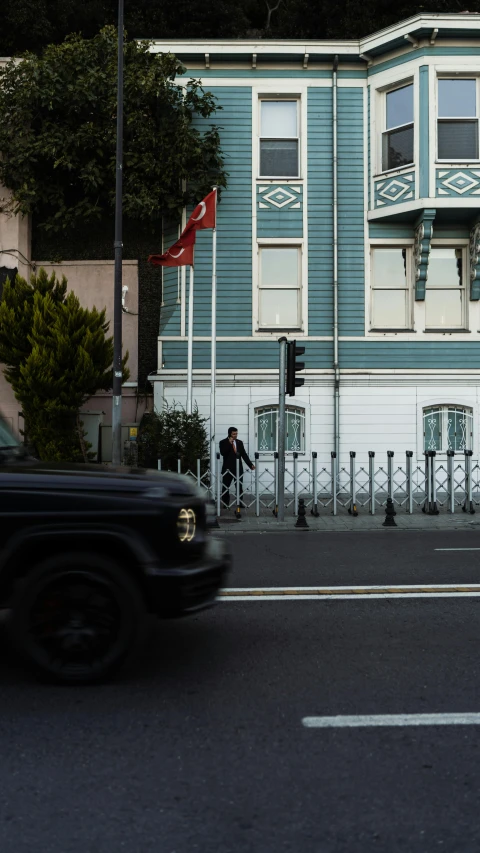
[423,405,473,453]
[255,405,305,453]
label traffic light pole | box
[111,0,124,466]
[278,337,287,522]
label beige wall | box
[39,260,139,383]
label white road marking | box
[219,584,480,601]
[302,713,480,728]
[435,548,480,551]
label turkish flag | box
[184,188,217,234]
[148,227,195,267]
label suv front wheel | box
[9,553,147,685]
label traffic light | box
[286,340,305,396]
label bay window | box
[437,78,479,161]
[382,83,414,172]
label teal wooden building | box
[149,13,480,463]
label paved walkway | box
[214,506,480,532]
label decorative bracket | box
[470,219,480,300]
[414,209,435,301]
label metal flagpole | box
[186,264,194,415]
[210,188,217,496]
[111,0,124,465]
[278,336,287,521]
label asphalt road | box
[2,531,480,852]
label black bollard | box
[382,497,397,527]
[295,497,309,529]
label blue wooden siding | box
[338,88,365,336]
[191,87,253,337]
[369,222,415,239]
[159,221,181,336]
[419,66,429,198]
[162,340,333,370]
[339,341,480,369]
[162,338,479,370]
[369,46,480,77]
[369,223,470,239]
[307,87,333,336]
[257,184,303,237]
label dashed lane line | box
[219,584,480,601]
[302,713,480,728]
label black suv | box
[0,420,229,684]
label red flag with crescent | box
[148,226,195,268]
[184,188,217,234]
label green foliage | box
[138,404,208,473]
[0,27,226,232]
[0,267,129,461]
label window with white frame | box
[255,405,305,453]
[370,246,411,329]
[382,83,414,172]
[425,247,466,329]
[437,78,479,161]
[259,99,300,178]
[258,245,302,329]
[423,405,473,453]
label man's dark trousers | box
[219,438,253,508]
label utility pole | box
[278,337,287,521]
[111,0,124,466]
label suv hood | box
[0,461,201,497]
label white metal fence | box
[156,449,480,517]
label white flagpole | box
[210,188,217,492]
[187,263,194,415]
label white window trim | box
[256,243,303,332]
[248,397,311,458]
[257,95,301,180]
[416,397,477,459]
[255,242,305,333]
[422,243,468,332]
[435,74,480,164]
[369,245,413,331]
[367,240,475,336]
[375,76,415,176]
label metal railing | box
[157,450,480,518]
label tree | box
[0,268,128,461]
[138,404,208,474]
[0,27,227,233]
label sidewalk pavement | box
[213,507,480,533]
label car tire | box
[9,552,147,685]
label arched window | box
[423,405,473,452]
[254,405,305,453]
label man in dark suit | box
[219,426,255,509]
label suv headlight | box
[177,508,196,542]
